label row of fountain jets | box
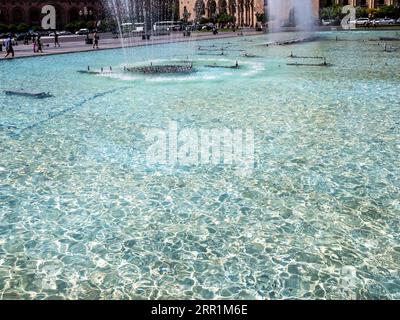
[101,0,314,71]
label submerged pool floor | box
[0,31,399,299]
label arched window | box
[28,7,41,26]
[207,0,217,18]
[229,0,237,15]
[194,0,206,20]
[220,0,228,14]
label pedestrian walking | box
[93,32,99,49]
[37,36,43,53]
[3,34,15,59]
[54,32,60,47]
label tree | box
[31,25,41,32]
[375,5,399,18]
[65,23,77,32]
[199,17,210,24]
[7,24,17,32]
[97,18,116,32]
[320,5,343,20]
[0,24,8,33]
[217,13,235,26]
[16,23,29,33]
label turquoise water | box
[0,31,399,299]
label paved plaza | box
[1,30,260,60]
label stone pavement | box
[0,31,262,60]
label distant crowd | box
[2,31,100,59]
[1,32,55,59]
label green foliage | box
[255,12,265,23]
[375,5,400,18]
[65,21,89,32]
[199,17,211,24]
[31,25,42,32]
[217,13,235,24]
[86,21,96,30]
[65,22,77,32]
[0,23,8,33]
[76,21,87,30]
[16,23,29,33]
[320,5,343,19]
[356,7,370,18]
[97,18,116,32]
[0,23,39,33]
[7,24,17,32]
[355,5,399,18]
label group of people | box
[365,20,378,29]
[2,30,99,59]
[85,32,100,49]
[33,35,44,53]
[31,33,61,53]
[2,33,54,59]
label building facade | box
[179,1,322,27]
[180,0,399,27]
[1,0,398,29]
[179,0,266,27]
[0,1,104,28]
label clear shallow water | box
[0,31,399,300]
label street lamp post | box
[79,7,95,44]
[79,7,93,24]
[183,8,191,36]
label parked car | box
[321,18,335,26]
[59,31,72,36]
[75,28,90,35]
[50,31,72,36]
[375,18,396,25]
[356,18,370,26]
[397,18,400,24]
[36,30,51,36]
